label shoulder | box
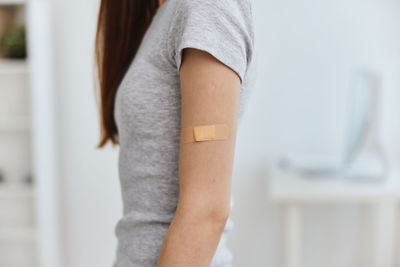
[175,0,252,16]
[170,0,254,40]
[175,0,252,8]
[167,0,255,82]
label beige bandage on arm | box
[181,124,230,143]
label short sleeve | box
[167,0,254,83]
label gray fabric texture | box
[113,0,256,266]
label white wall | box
[49,0,400,266]
[52,0,121,266]
[228,0,400,266]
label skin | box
[156,46,242,266]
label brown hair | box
[95,0,160,148]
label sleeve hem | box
[175,41,246,85]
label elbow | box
[176,200,230,227]
[208,206,230,225]
[197,207,230,230]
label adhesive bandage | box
[181,124,230,143]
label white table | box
[266,167,400,267]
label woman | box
[95,0,256,266]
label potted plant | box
[0,5,16,57]
[0,24,26,59]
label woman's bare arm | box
[156,48,241,266]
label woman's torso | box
[113,0,256,266]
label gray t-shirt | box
[113,0,256,266]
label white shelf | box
[0,59,29,75]
[0,116,30,132]
[0,0,27,5]
[0,182,35,199]
[267,166,400,203]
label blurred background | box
[0,0,399,267]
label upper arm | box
[167,0,254,220]
[176,48,241,221]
